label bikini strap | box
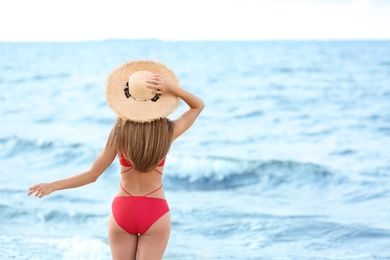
[154,168,163,175]
[121,167,133,174]
[121,167,161,175]
[120,182,163,197]
[142,184,163,197]
[120,182,133,196]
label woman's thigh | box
[137,212,171,260]
[108,213,138,260]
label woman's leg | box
[137,212,171,260]
[108,213,138,260]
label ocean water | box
[1,40,390,259]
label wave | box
[0,72,70,84]
[272,66,324,74]
[0,202,106,224]
[233,109,264,119]
[0,134,354,194]
[0,234,110,260]
[0,136,93,167]
[0,136,82,155]
[0,136,348,191]
[164,156,346,191]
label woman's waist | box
[116,181,166,199]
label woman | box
[27,60,205,259]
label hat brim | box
[106,60,180,123]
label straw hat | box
[106,60,180,123]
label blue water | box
[1,40,390,259]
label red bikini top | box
[119,154,166,168]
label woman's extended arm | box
[28,140,117,198]
[146,74,205,140]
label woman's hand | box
[145,74,179,95]
[147,73,204,141]
[27,183,55,198]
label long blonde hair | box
[106,117,174,172]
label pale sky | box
[0,0,389,41]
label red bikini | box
[112,155,169,235]
[118,154,166,168]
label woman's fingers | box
[151,74,161,80]
[145,80,160,87]
[146,75,170,94]
[145,83,157,89]
[27,184,46,198]
[27,185,37,196]
[28,188,39,197]
[153,90,163,94]
[146,84,161,94]
[145,79,157,85]
[146,74,164,85]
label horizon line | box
[1,37,390,43]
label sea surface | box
[1,40,390,259]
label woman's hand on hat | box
[145,74,178,95]
[27,183,55,198]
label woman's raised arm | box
[28,140,117,198]
[146,74,205,140]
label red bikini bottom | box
[112,196,170,235]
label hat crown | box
[128,71,154,100]
[106,60,180,123]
